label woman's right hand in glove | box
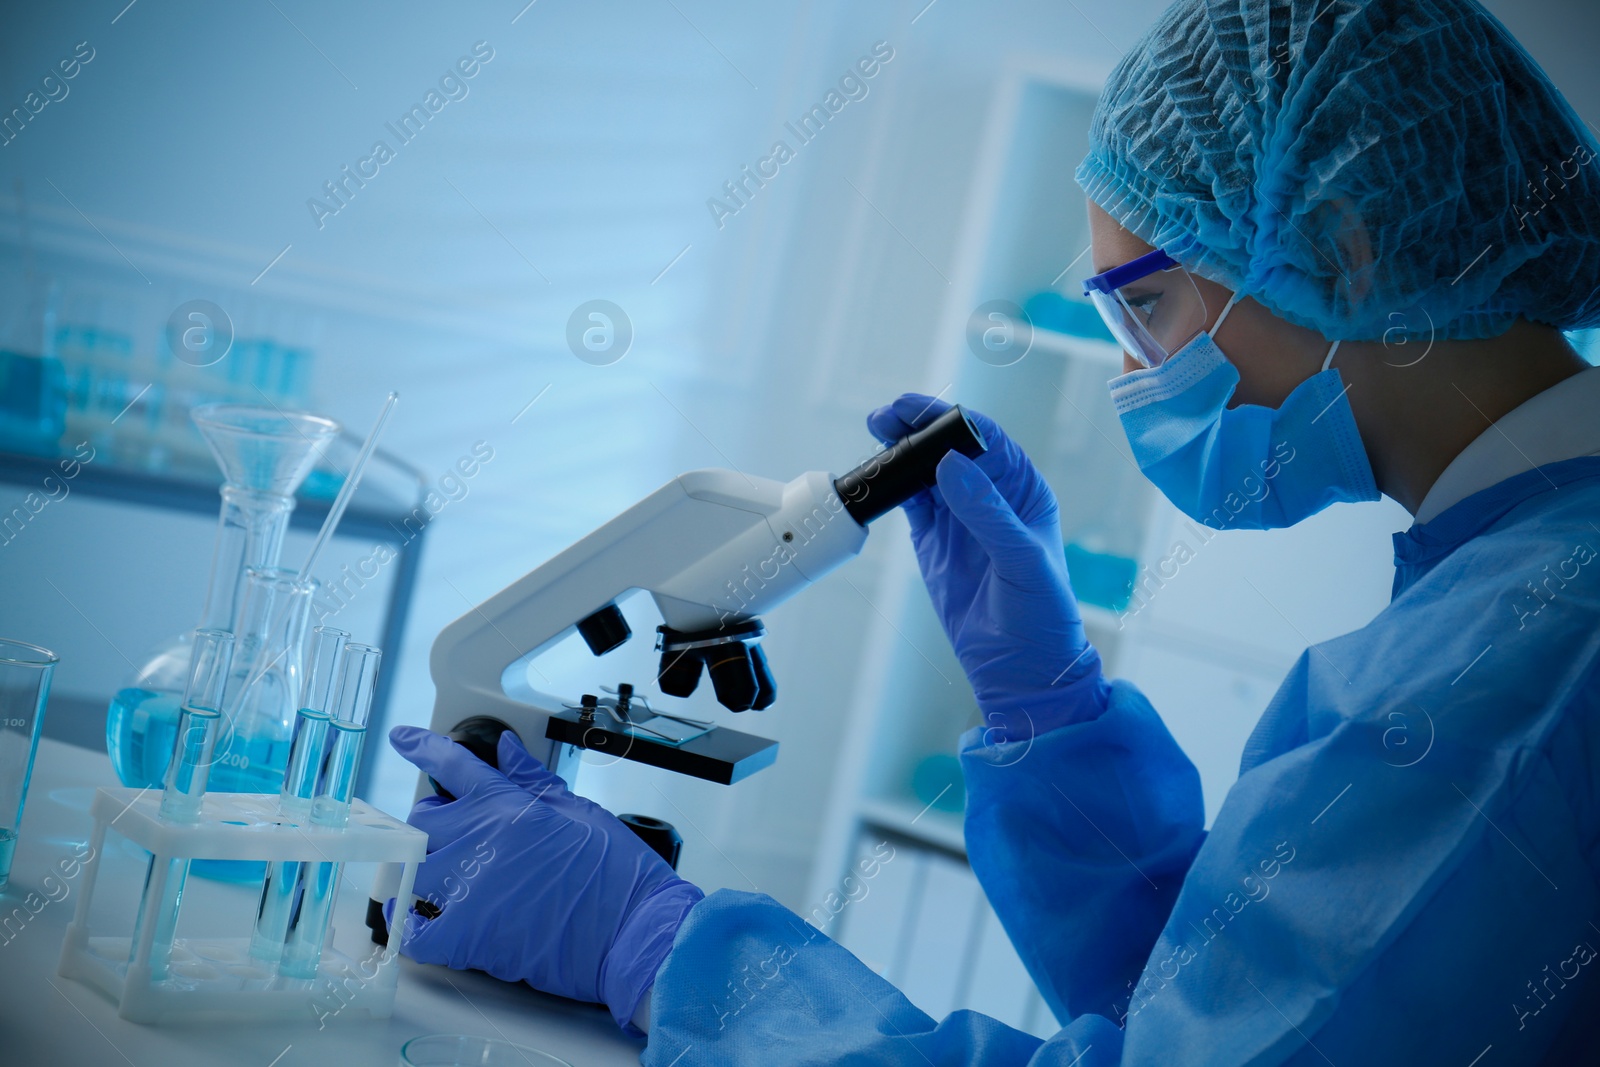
[866,393,1111,740]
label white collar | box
[1415,366,1600,523]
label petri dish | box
[399,1035,575,1067]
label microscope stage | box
[544,712,778,784]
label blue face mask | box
[1108,296,1379,530]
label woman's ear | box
[1313,196,1376,315]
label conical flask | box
[210,566,319,794]
[107,405,338,789]
[192,565,320,884]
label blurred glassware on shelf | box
[1064,542,1139,613]
[0,251,67,458]
[33,282,322,477]
[911,752,966,814]
[0,350,67,455]
[1022,290,1115,344]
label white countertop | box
[0,737,645,1067]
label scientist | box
[386,0,1600,1061]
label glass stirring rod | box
[130,629,234,981]
[280,643,380,980]
[251,625,348,963]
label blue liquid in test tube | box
[251,626,346,963]
[310,718,367,826]
[280,643,380,980]
[129,629,233,981]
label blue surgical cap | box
[1076,0,1600,341]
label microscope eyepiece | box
[835,404,987,526]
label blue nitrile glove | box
[387,726,702,1033]
[866,393,1111,740]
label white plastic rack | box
[58,786,425,1025]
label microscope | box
[368,406,984,940]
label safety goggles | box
[1082,249,1210,368]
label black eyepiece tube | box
[835,405,988,526]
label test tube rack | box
[58,786,425,1025]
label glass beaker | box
[106,404,337,789]
[0,639,58,891]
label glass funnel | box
[107,405,338,789]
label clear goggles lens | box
[1082,249,1209,369]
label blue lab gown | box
[644,457,1600,1066]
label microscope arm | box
[427,468,867,763]
[425,404,985,769]
[371,408,985,943]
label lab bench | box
[0,737,644,1067]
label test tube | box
[159,629,234,821]
[279,644,379,979]
[251,626,347,962]
[280,627,348,821]
[311,644,379,828]
[131,629,234,980]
